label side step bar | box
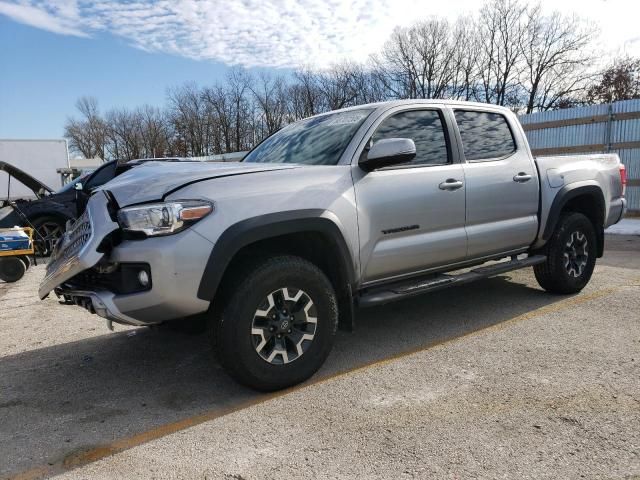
[358,255,546,308]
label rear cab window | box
[371,109,450,167]
[454,110,516,161]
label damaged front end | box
[37,191,147,325]
[38,191,120,300]
[39,188,213,327]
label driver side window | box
[371,109,450,167]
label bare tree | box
[370,27,416,99]
[250,73,289,138]
[202,85,233,153]
[293,67,323,117]
[520,6,595,112]
[166,83,210,157]
[413,19,458,98]
[350,63,388,104]
[372,18,462,100]
[477,0,527,106]
[64,96,106,160]
[104,108,143,161]
[226,68,252,151]
[315,63,358,109]
[448,17,481,101]
[287,83,312,121]
[138,105,170,158]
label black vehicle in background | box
[0,158,187,254]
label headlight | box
[117,200,213,237]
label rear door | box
[453,109,539,258]
[353,106,467,285]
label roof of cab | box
[319,99,514,117]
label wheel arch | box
[29,210,72,224]
[23,201,75,227]
[542,184,606,257]
[197,210,358,330]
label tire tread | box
[210,255,338,391]
[534,212,596,294]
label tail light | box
[619,164,627,196]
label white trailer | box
[0,139,69,200]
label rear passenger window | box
[372,110,449,166]
[454,110,516,161]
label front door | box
[353,107,467,285]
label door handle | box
[513,172,532,183]
[439,179,464,191]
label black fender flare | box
[196,209,357,303]
[542,184,605,256]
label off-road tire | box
[210,255,338,391]
[0,257,26,283]
[534,212,597,294]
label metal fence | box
[519,99,640,213]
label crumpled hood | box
[0,161,53,196]
[99,161,300,206]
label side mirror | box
[74,182,83,191]
[359,138,416,172]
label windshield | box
[57,175,88,193]
[243,109,373,165]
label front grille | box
[39,191,123,300]
[47,209,93,274]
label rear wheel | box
[0,257,26,283]
[534,212,597,294]
[210,255,338,391]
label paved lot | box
[1,235,639,479]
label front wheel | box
[534,212,597,294]
[210,255,338,391]
[32,216,66,256]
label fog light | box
[137,270,150,287]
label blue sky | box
[0,17,238,138]
[1,0,638,140]
[0,0,421,139]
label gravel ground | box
[1,235,639,479]
[60,287,640,480]
[0,260,136,357]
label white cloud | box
[0,0,423,67]
[0,0,87,37]
[0,0,639,69]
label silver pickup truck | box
[39,100,627,390]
